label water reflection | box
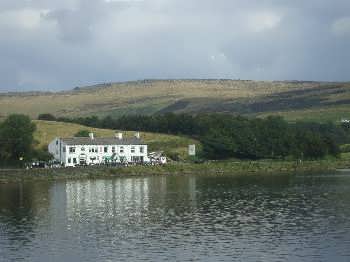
[65,179,150,221]
[1,173,350,261]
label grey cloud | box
[0,0,349,91]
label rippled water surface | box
[1,173,350,261]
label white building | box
[48,132,149,167]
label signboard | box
[188,144,196,156]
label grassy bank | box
[1,156,349,183]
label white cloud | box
[246,11,282,32]
[332,17,350,36]
[0,9,49,30]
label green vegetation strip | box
[1,158,349,183]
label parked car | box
[30,161,47,169]
[48,160,62,168]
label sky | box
[0,0,349,92]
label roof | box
[60,137,147,146]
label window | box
[73,158,77,164]
[69,147,76,153]
[120,147,124,153]
[89,147,99,153]
[68,158,71,163]
[112,147,115,153]
[81,147,85,152]
[140,146,144,153]
[131,146,135,153]
[56,140,58,145]
[104,146,108,153]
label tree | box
[0,114,36,161]
[38,113,56,121]
[54,112,343,161]
[201,129,236,159]
[74,130,91,137]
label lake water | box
[1,173,350,262]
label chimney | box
[115,132,123,140]
[89,132,94,140]
[135,132,140,139]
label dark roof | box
[61,137,146,146]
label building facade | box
[48,132,149,167]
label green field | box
[34,120,200,161]
[1,79,349,123]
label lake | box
[1,173,350,261]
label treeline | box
[0,114,51,166]
[38,113,349,160]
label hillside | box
[1,79,350,122]
[34,120,200,161]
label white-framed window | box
[120,146,124,153]
[73,158,77,164]
[89,147,98,153]
[140,146,144,153]
[131,146,135,153]
[68,158,71,163]
[81,147,85,151]
[112,146,115,153]
[104,146,108,153]
[69,147,76,153]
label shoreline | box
[1,159,349,183]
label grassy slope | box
[1,80,350,122]
[34,120,200,160]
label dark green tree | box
[74,129,91,137]
[38,113,56,121]
[0,114,36,162]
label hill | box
[34,120,200,161]
[1,79,350,122]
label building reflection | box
[63,176,198,223]
[65,178,150,219]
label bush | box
[340,144,350,153]
[74,130,91,137]
[38,113,56,121]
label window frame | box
[69,147,76,153]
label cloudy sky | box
[0,0,349,91]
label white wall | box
[48,138,66,164]
[49,139,149,167]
